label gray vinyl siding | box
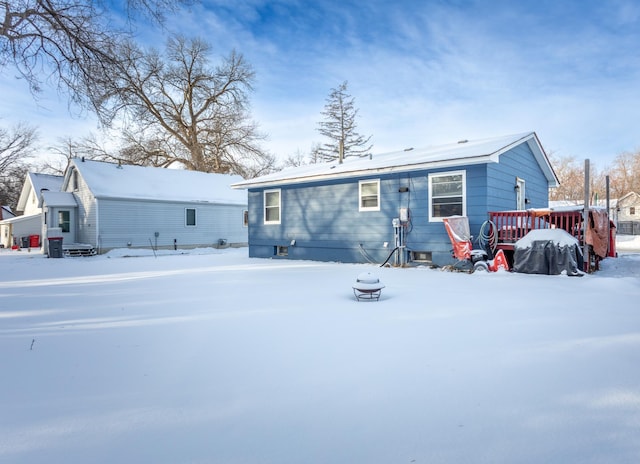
[95,199,247,251]
[71,173,98,246]
[248,144,552,266]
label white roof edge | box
[233,131,558,189]
[232,155,493,189]
[92,194,246,206]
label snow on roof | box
[515,229,580,249]
[29,172,64,193]
[233,132,556,189]
[41,191,78,208]
[1,205,15,220]
[71,159,247,205]
[17,172,64,212]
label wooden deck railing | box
[488,208,609,273]
[488,209,587,246]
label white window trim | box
[428,170,466,222]
[185,207,197,227]
[264,189,281,224]
[359,179,380,212]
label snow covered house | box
[232,132,559,267]
[616,192,640,235]
[0,172,63,249]
[0,205,15,220]
[0,206,16,248]
[39,158,248,255]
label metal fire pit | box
[352,272,384,301]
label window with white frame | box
[428,171,466,221]
[58,210,71,232]
[359,179,380,211]
[264,189,281,224]
[185,208,197,226]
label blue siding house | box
[232,132,559,266]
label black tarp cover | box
[513,229,584,276]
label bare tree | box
[90,35,274,177]
[317,81,372,163]
[0,123,37,208]
[0,0,184,106]
[608,150,640,198]
[548,154,586,202]
[548,153,623,203]
[282,143,322,168]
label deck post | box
[583,159,590,271]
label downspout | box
[95,198,100,254]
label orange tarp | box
[586,209,609,258]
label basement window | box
[411,251,432,263]
[275,245,288,256]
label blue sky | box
[2,0,640,168]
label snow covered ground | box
[1,237,640,464]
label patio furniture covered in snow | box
[513,229,584,276]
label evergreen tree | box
[317,81,372,163]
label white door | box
[55,208,76,244]
[516,178,526,210]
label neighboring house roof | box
[16,172,64,212]
[1,205,16,220]
[618,191,639,205]
[550,199,618,209]
[0,212,40,225]
[66,159,247,205]
[41,191,78,208]
[232,132,559,189]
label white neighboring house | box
[0,173,63,249]
[617,192,640,221]
[39,158,249,255]
[616,192,640,235]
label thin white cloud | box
[2,0,640,167]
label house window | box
[58,210,70,233]
[359,179,380,211]
[428,171,466,221]
[72,170,79,191]
[264,189,281,224]
[243,210,249,227]
[631,207,636,215]
[185,208,197,226]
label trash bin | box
[48,237,64,258]
[21,236,29,248]
[29,235,40,248]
